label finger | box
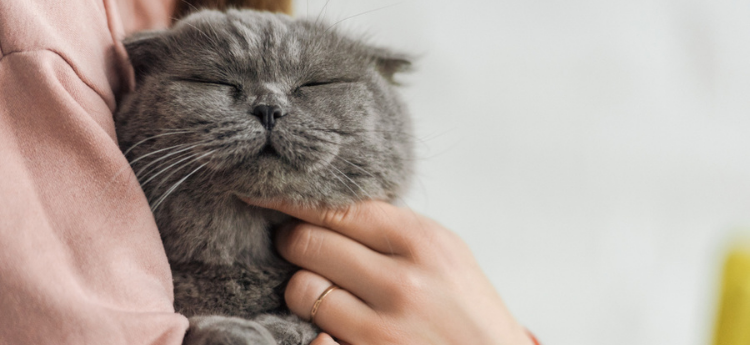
[244,198,424,255]
[310,333,339,345]
[285,270,379,343]
[277,222,397,304]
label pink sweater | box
[0,0,189,343]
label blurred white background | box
[293,1,750,344]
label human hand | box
[246,199,535,345]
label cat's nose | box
[251,105,285,130]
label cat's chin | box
[205,148,336,179]
[232,186,365,210]
[232,190,328,208]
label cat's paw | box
[183,316,276,345]
[253,314,318,345]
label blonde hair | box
[173,0,292,21]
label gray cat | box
[114,9,414,345]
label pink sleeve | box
[0,0,189,344]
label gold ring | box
[310,285,338,324]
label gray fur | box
[115,9,413,345]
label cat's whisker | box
[326,167,360,200]
[151,161,210,212]
[140,151,202,187]
[418,127,458,144]
[137,149,196,181]
[179,0,200,15]
[124,142,195,180]
[99,162,141,203]
[100,135,197,200]
[306,136,341,146]
[340,170,374,200]
[315,0,332,25]
[333,155,376,178]
[135,141,209,179]
[329,164,375,202]
[123,130,194,157]
[149,150,216,202]
[303,127,355,136]
[304,126,429,143]
[129,143,197,179]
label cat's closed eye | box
[299,80,336,88]
[293,79,355,94]
[174,77,243,91]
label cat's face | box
[115,9,413,208]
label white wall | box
[293,1,750,344]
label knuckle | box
[284,224,320,260]
[319,204,357,228]
[383,269,424,307]
[397,269,425,293]
[284,271,317,314]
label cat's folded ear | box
[123,30,170,83]
[367,47,413,85]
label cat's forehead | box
[220,11,301,60]
[169,10,363,77]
